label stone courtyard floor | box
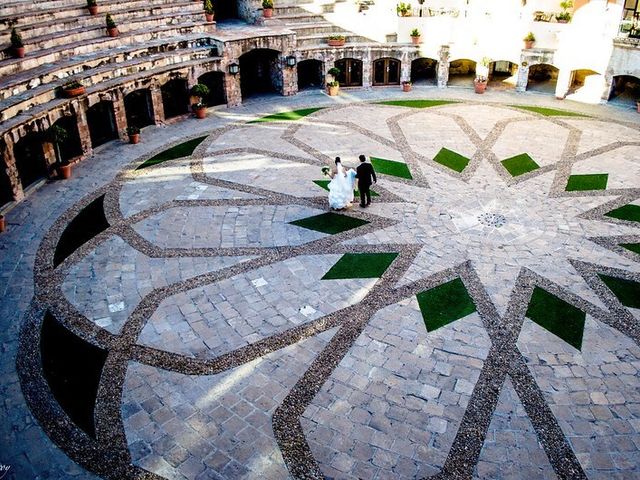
[1,87,640,480]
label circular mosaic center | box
[477,212,507,227]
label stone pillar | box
[601,69,614,102]
[150,84,165,124]
[401,50,411,83]
[282,56,298,96]
[516,61,530,92]
[111,92,128,141]
[555,68,573,99]
[362,48,372,88]
[75,101,93,157]
[225,70,242,107]
[437,45,450,88]
[1,136,23,202]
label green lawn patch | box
[416,278,476,332]
[370,157,413,179]
[526,287,585,350]
[598,274,640,309]
[501,153,540,177]
[604,204,640,223]
[137,136,207,170]
[509,105,587,117]
[289,212,368,235]
[621,243,640,255]
[249,107,324,123]
[322,252,398,279]
[313,180,379,197]
[376,100,459,108]
[433,147,470,173]
[565,174,608,192]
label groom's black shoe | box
[359,203,366,208]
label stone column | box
[282,56,298,96]
[401,49,411,83]
[555,68,573,99]
[150,84,165,124]
[75,101,93,156]
[600,69,614,102]
[225,70,242,107]
[0,136,22,202]
[362,48,372,88]
[111,92,128,141]
[437,45,450,88]
[516,61,529,92]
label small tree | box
[46,125,69,166]
[190,83,210,106]
[327,67,341,77]
[106,13,117,29]
[262,0,273,9]
[10,28,23,49]
[410,28,420,37]
[203,0,214,15]
[87,0,97,6]
[524,32,535,42]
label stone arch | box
[0,150,15,207]
[567,68,603,101]
[124,89,154,129]
[488,60,518,89]
[608,74,640,108]
[526,63,559,94]
[197,71,226,106]
[51,115,83,164]
[335,58,363,87]
[160,78,189,119]
[13,131,48,190]
[87,101,118,148]
[372,57,401,86]
[411,58,438,85]
[448,59,476,87]
[297,59,324,90]
[239,48,281,99]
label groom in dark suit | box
[356,154,377,208]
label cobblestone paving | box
[3,90,640,480]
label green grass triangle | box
[565,174,608,192]
[433,147,470,173]
[604,204,640,223]
[525,287,585,350]
[417,278,476,332]
[250,107,324,123]
[289,212,368,235]
[370,157,413,179]
[322,252,398,279]
[376,100,459,108]
[501,153,540,177]
[598,274,640,309]
[509,105,587,117]
[137,136,207,170]
[621,243,640,255]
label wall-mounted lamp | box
[228,63,239,75]
[285,55,297,67]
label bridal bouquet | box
[321,166,331,177]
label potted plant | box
[327,34,345,47]
[523,31,535,49]
[106,14,118,37]
[555,0,572,23]
[62,80,86,98]
[203,0,214,21]
[327,67,340,78]
[636,99,640,113]
[396,2,412,16]
[190,83,210,119]
[87,0,98,15]
[46,125,72,179]
[410,28,421,45]
[402,80,412,92]
[262,0,273,18]
[126,125,140,144]
[474,75,487,94]
[0,214,5,233]
[11,28,25,58]
[327,80,339,96]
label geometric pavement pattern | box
[16,102,640,479]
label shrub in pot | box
[474,75,487,94]
[262,0,274,18]
[0,214,5,233]
[46,125,72,179]
[190,83,210,119]
[11,28,25,58]
[106,14,118,37]
[523,31,535,49]
[555,0,572,23]
[87,0,98,15]
[126,125,140,144]
[396,2,411,16]
[410,28,421,45]
[327,80,339,96]
[62,80,86,98]
[203,0,215,21]
[402,81,412,92]
[328,34,345,47]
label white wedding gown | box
[328,163,356,209]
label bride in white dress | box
[327,158,356,210]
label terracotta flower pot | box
[636,101,640,113]
[88,5,98,15]
[474,80,487,94]
[129,133,140,144]
[205,12,214,21]
[107,27,118,37]
[58,164,72,179]
[263,8,273,17]
[411,36,421,45]
[0,216,5,233]
[328,85,339,96]
[63,86,86,98]
[194,106,206,119]
[524,40,534,49]
[14,47,25,58]
[328,39,345,47]
[402,83,412,92]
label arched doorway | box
[488,61,517,90]
[373,58,401,86]
[239,49,281,99]
[567,69,602,101]
[52,116,83,164]
[411,58,437,85]
[297,59,323,90]
[609,75,640,108]
[527,64,559,94]
[197,72,226,106]
[0,161,14,207]
[14,132,48,190]
[124,89,154,129]
[87,101,117,148]
[215,0,238,21]
[335,58,363,87]
[161,78,189,119]
[448,59,476,87]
